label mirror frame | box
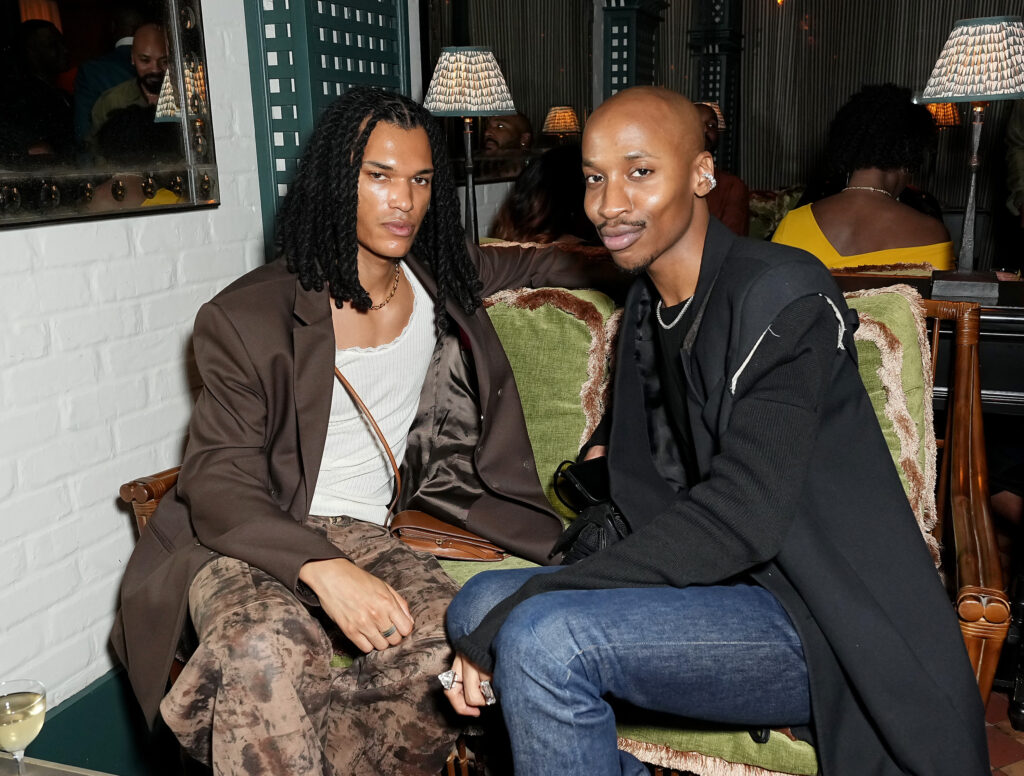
[0,0,219,229]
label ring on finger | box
[479,679,497,705]
[437,669,461,691]
[380,624,397,638]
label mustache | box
[139,73,165,93]
[596,218,646,232]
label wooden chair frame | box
[923,299,1008,700]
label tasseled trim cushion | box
[844,285,940,566]
[617,737,813,776]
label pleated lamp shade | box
[154,70,180,121]
[423,47,516,117]
[919,16,1024,103]
[926,102,960,127]
[542,106,581,134]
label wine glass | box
[0,680,46,774]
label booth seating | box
[121,284,1007,776]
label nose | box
[389,181,413,212]
[596,176,629,221]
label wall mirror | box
[0,0,218,228]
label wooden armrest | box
[119,466,181,534]
[937,302,1009,701]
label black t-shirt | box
[653,297,699,483]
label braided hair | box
[275,87,481,329]
[826,83,938,177]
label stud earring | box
[702,171,717,191]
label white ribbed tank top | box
[309,266,435,525]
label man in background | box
[482,113,533,153]
[89,22,167,140]
[696,101,750,236]
[479,112,534,179]
[72,2,144,145]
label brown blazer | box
[111,244,617,726]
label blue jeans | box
[447,567,811,776]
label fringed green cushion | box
[617,723,818,776]
[484,288,619,521]
[845,287,939,566]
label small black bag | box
[550,458,631,564]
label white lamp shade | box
[423,47,516,117]
[920,15,1024,103]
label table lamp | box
[542,106,582,140]
[423,47,516,243]
[918,15,1024,300]
[925,102,960,129]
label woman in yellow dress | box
[773,84,954,271]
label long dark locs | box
[275,87,481,330]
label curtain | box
[19,0,62,31]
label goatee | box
[139,73,164,96]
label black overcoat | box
[608,218,988,775]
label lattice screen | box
[602,1,667,99]
[245,0,410,248]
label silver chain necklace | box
[655,296,694,330]
[842,185,893,198]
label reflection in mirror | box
[0,0,218,227]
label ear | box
[694,151,715,197]
[519,132,533,149]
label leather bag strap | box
[332,366,402,518]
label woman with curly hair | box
[112,87,614,775]
[773,83,954,271]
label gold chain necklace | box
[842,185,893,198]
[368,262,401,311]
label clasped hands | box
[299,557,412,653]
[441,653,495,717]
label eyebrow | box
[581,150,659,167]
[363,160,434,175]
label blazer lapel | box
[679,217,733,401]
[405,253,541,508]
[292,277,335,515]
[403,254,497,410]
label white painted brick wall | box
[0,0,264,709]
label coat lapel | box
[292,277,335,515]
[406,254,546,510]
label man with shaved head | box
[89,22,168,140]
[441,87,987,775]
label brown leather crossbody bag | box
[333,366,508,562]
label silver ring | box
[380,625,397,638]
[479,679,497,706]
[437,669,460,691]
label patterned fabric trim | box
[617,737,814,776]
[833,262,938,275]
[484,287,617,449]
[844,285,939,566]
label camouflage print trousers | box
[159,515,462,776]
